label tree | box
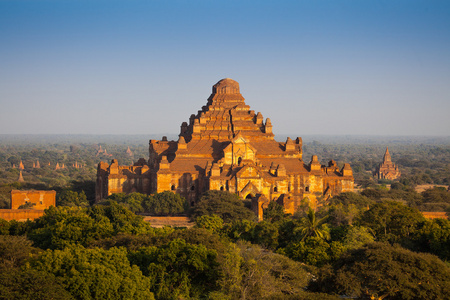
[29,204,152,250]
[129,238,219,299]
[237,241,312,299]
[0,268,74,300]
[263,201,287,223]
[327,192,373,226]
[192,190,255,223]
[422,186,450,203]
[295,208,330,241]
[0,235,35,269]
[340,226,375,251]
[168,228,243,298]
[252,221,279,250]
[410,218,450,261]
[29,206,114,250]
[57,190,89,207]
[282,237,343,267]
[357,201,425,243]
[195,214,224,233]
[143,191,188,215]
[90,202,152,235]
[0,218,9,235]
[312,242,450,300]
[107,192,146,213]
[32,246,154,300]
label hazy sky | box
[1,0,449,136]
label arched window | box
[191,185,195,191]
[171,185,176,191]
[238,157,242,165]
[305,186,309,192]
[245,194,253,200]
[220,186,224,191]
[274,186,278,192]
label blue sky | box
[1,0,449,136]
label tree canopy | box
[192,190,255,223]
[312,242,450,300]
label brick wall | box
[10,190,56,210]
[0,209,45,221]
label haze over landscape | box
[1,0,449,136]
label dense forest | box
[0,135,449,299]
[1,189,449,299]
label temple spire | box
[383,147,392,162]
[17,171,24,182]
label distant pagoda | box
[374,147,401,180]
[17,171,25,182]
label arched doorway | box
[244,193,253,209]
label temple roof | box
[178,78,275,143]
[212,78,240,94]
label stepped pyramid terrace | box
[96,78,354,217]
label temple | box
[96,78,354,216]
[374,147,401,180]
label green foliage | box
[106,192,146,213]
[282,236,340,267]
[32,246,154,300]
[237,241,311,299]
[340,226,374,251]
[224,219,256,242]
[224,219,280,250]
[357,200,425,243]
[143,191,188,215]
[263,201,287,223]
[57,190,89,207]
[193,190,255,223]
[251,221,280,250]
[168,228,243,297]
[327,192,372,226]
[129,238,219,299]
[28,204,152,250]
[18,201,36,209]
[29,206,114,250]
[312,242,450,300]
[410,218,450,261]
[0,218,9,235]
[416,187,450,212]
[7,219,33,236]
[90,202,152,235]
[0,193,10,209]
[0,268,74,300]
[195,214,224,233]
[295,208,330,241]
[106,191,188,215]
[0,235,35,269]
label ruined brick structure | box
[10,190,56,210]
[96,79,354,216]
[375,147,401,180]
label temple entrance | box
[244,193,253,209]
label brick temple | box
[96,78,354,216]
[375,147,401,180]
